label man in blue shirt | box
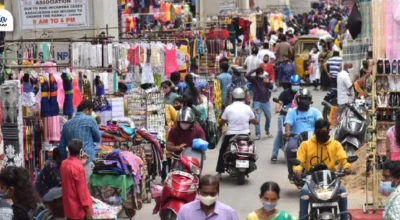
[277,55,296,89]
[217,62,232,109]
[284,88,322,179]
[59,100,101,163]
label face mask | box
[315,130,330,143]
[180,123,191,130]
[291,85,300,92]
[261,200,277,212]
[379,181,395,197]
[199,195,218,206]
[0,189,11,200]
[347,68,353,74]
[264,60,269,63]
[174,105,182,111]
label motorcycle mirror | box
[347,156,358,163]
[290,159,301,166]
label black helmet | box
[296,88,312,110]
[177,107,196,123]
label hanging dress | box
[164,44,179,77]
[93,78,111,112]
[61,72,74,116]
[21,74,37,107]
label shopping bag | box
[192,138,209,152]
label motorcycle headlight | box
[230,144,237,153]
[190,163,201,176]
[315,188,334,201]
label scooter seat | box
[230,134,251,142]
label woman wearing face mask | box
[0,166,41,220]
[247,181,296,220]
[381,160,400,219]
[309,45,321,91]
[161,80,180,105]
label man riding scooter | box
[166,107,206,154]
[294,119,352,220]
[284,88,322,181]
[216,88,258,180]
[271,74,301,163]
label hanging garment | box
[40,75,58,118]
[82,77,92,100]
[177,40,189,73]
[141,63,155,84]
[72,75,83,107]
[61,72,74,116]
[45,116,61,142]
[21,74,37,107]
[164,44,179,77]
[93,78,111,112]
[128,44,140,65]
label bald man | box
[337,62,355,117]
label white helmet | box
[232,88,245,100]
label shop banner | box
[19,0,89,30]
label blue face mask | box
[379,181,395,197]
[261,200,277,212]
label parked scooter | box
[223,134,257,185]
[153,147,203,220]
[323,99,368,156]
[291,156,358,220]
[322,88,338,120]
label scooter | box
[153,147,203,220]
[291,156,358,220]
[323,99,368,156]
[322,88,338,120]
[223,134,257,185]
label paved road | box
[133,88,347,220]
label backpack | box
[15,204,54,220]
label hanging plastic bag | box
[192,138,209,152]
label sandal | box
[266,133,274,138]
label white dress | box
[309,52,321,81]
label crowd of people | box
[0,3,398,220]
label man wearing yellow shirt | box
[294,119,352,220]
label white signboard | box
[19,0,89,30]
[0,9,14,32]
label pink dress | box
[386,126,400,160]
[164,46,179,77]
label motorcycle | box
[322,88,338,120]
[153,147,203,220]
[223,134,257,185]
[323,99,368,156]
[291,156,358,220]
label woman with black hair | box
[161,80,179,105]
[246,181,296,220]
[0,166,41,220]
[386,111,400,160]
[381,160,400,219]
[183,74,203,106]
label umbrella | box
[346,3,362,39]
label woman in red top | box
[260,54,276,82]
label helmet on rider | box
[290,75,301,92]
[232,88,245,101]
[296,88,312,111]
[177,107,196,130]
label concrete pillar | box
[5,0,119,40]
[240,0,250,10]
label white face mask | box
[199,195,218,206]
[291,85,301,92]
[347,68,353,74]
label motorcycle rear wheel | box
[238,172,246,185]
[162,210,177,220]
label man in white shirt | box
[257,43,275,61]
[216,88,258,178]
[337,62,355,117]
[244,47,262,73]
